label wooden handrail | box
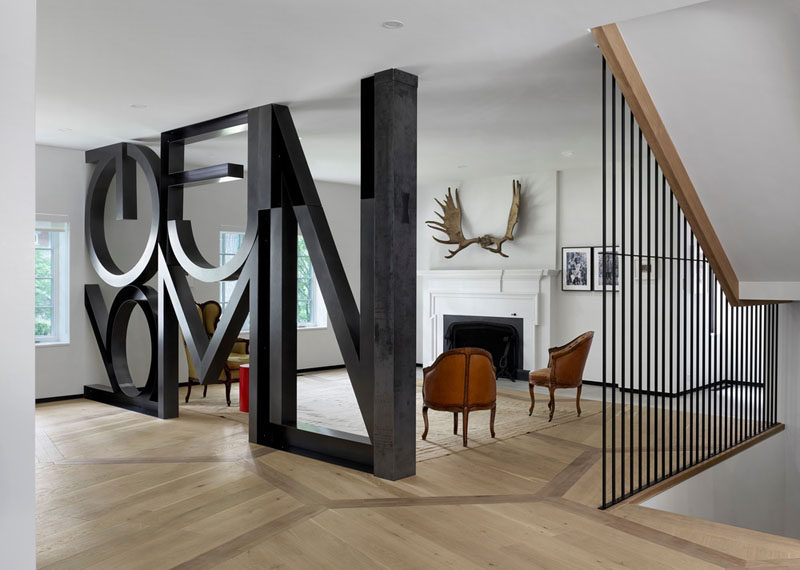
[592,23,743,305]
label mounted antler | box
[426,180,521,259]
[478,179,521,257]
[425,187,479,258]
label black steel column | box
[620,90,626,498]
[660,165,666,476]
[637,120,643,490]
[774,307,779,426]
[643,126,650,486]
[669,185,675,476]
[248,106,274,444]
[601,57,608,507]
[158,139,181,419]
[360,75,376,446]
[682,213,687,469]
[269,179,298,425]
[610,75,617,503]
[370,69,418,480]
[629,107,635,494]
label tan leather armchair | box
[529,331,594,422]
[422,348,497,447]
[184,300,249,407]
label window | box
[219,230,325,331]
[295,233,326,328]
[219,231,250,332]
[35,218,69,344]
[296,237,314,327]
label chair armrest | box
[548,340,572,356]
[547,340,575,367]
[550,332,594,373]
[549,341,581,365]
[232,338,250,354]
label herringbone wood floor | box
[35,378,800,569]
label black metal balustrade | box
[600,57,779,508]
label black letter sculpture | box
[84,69,418,480]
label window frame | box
[219,229,249,332]
[296,234,319,329]
[35,217,70,346]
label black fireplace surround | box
[443,315,527,380]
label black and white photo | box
[561,247,592,291]
[593,246,620,291]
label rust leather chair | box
[183,300,250,406]
[528,331,594,422]
[422,348,496,447]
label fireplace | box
[419,268,552,372]
[443,314,527,380]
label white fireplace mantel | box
[418,269,553,371]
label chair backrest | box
[197,300,222,336]
[551,331,594,387]
[183,300,223,379]
[422,348,496,408]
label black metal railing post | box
[599,56,778,508]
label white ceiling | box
[36,0,701,185]
[619,0,800,296]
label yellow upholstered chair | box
[184,300,249,407]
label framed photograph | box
[561,247,592,291]
[593,246,621,291]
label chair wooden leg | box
[548,385,556,422]
[490,404,496,438]
[576,385,582,417]
[422,406,429,440]
[185,380,192,403]
[224,369,232,406]
[528,384,535,416]
[462,408,469,447]
[453,412,458,434]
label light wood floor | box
[36,380,800,569]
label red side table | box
[239,364,250,412]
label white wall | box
[0,1,36,566]
[778,301,800,536]
[552,168,604,381]
[416,173,559,363]
[642,301,800,539]
[35,146,105,399]
[553,166,735,391]
[643,430,788,536]
[415,169,619,372]
[618,0,800,300]
[293,180,360,368]
[34,145,361,398]
[418,173,557,272]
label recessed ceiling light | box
[130,104,148,109]
[561,150,574,158]
[382,20,404,29]
[57,128,72,132]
